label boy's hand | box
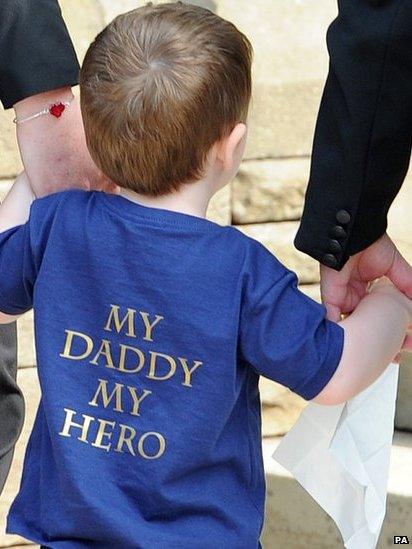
[368,276,412,361]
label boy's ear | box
[216,123,247,171]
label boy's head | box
[80,2,252,196]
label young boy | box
[0,3,410,548]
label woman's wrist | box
[13,86,74,119]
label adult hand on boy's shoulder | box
[15,87,116,198]
[320,233,412,322]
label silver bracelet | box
[13,95,74,125]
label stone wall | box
[1,1,411,547]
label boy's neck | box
[119,176,217,218]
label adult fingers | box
[320,261,353,321]
[387,246,412,299]
[325,302,342,322]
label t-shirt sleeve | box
[0,192,64,315]
[239,241,344,401]
[0,221,35,314]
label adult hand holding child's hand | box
[320,233,412,320]
[320,233,412,361]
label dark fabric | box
[0,322,22,493]
[0,0,80,108]
[295,0,412,270]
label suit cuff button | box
[328,239,342,253]
[330,225,347,239]
[322,253,338,268]
[336,209,351,224]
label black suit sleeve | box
[294,0,412,271]
[0,0,80,109]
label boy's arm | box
[313,277,412,405]
[0,172,35,233]
[0,172,35,323]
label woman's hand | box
[320,233,412,322]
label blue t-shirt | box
[0,190,344,548]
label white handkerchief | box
[272,363,399,549]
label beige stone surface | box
[60,0,104,65]
[217,0,335,84]
[388,168,412,265]
[100,0,216,25]
[17,312,36,369]
[232,157,412,249]
[99,0,141,23]
[206,185,231,225]
[9,542,36,549]
[0,180,12,201]
[299,283,321,303]
[388,168,412,240]
[262,406,299,438]
[383,172,412,430]
[245,81,325,159]
[215,0,337,159]
[232,158,309,224]
[0,368,40,547]
[237,221,320,284]
[261,394,306,438]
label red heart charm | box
[50,103,66,118]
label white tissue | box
[272,363,399,549]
